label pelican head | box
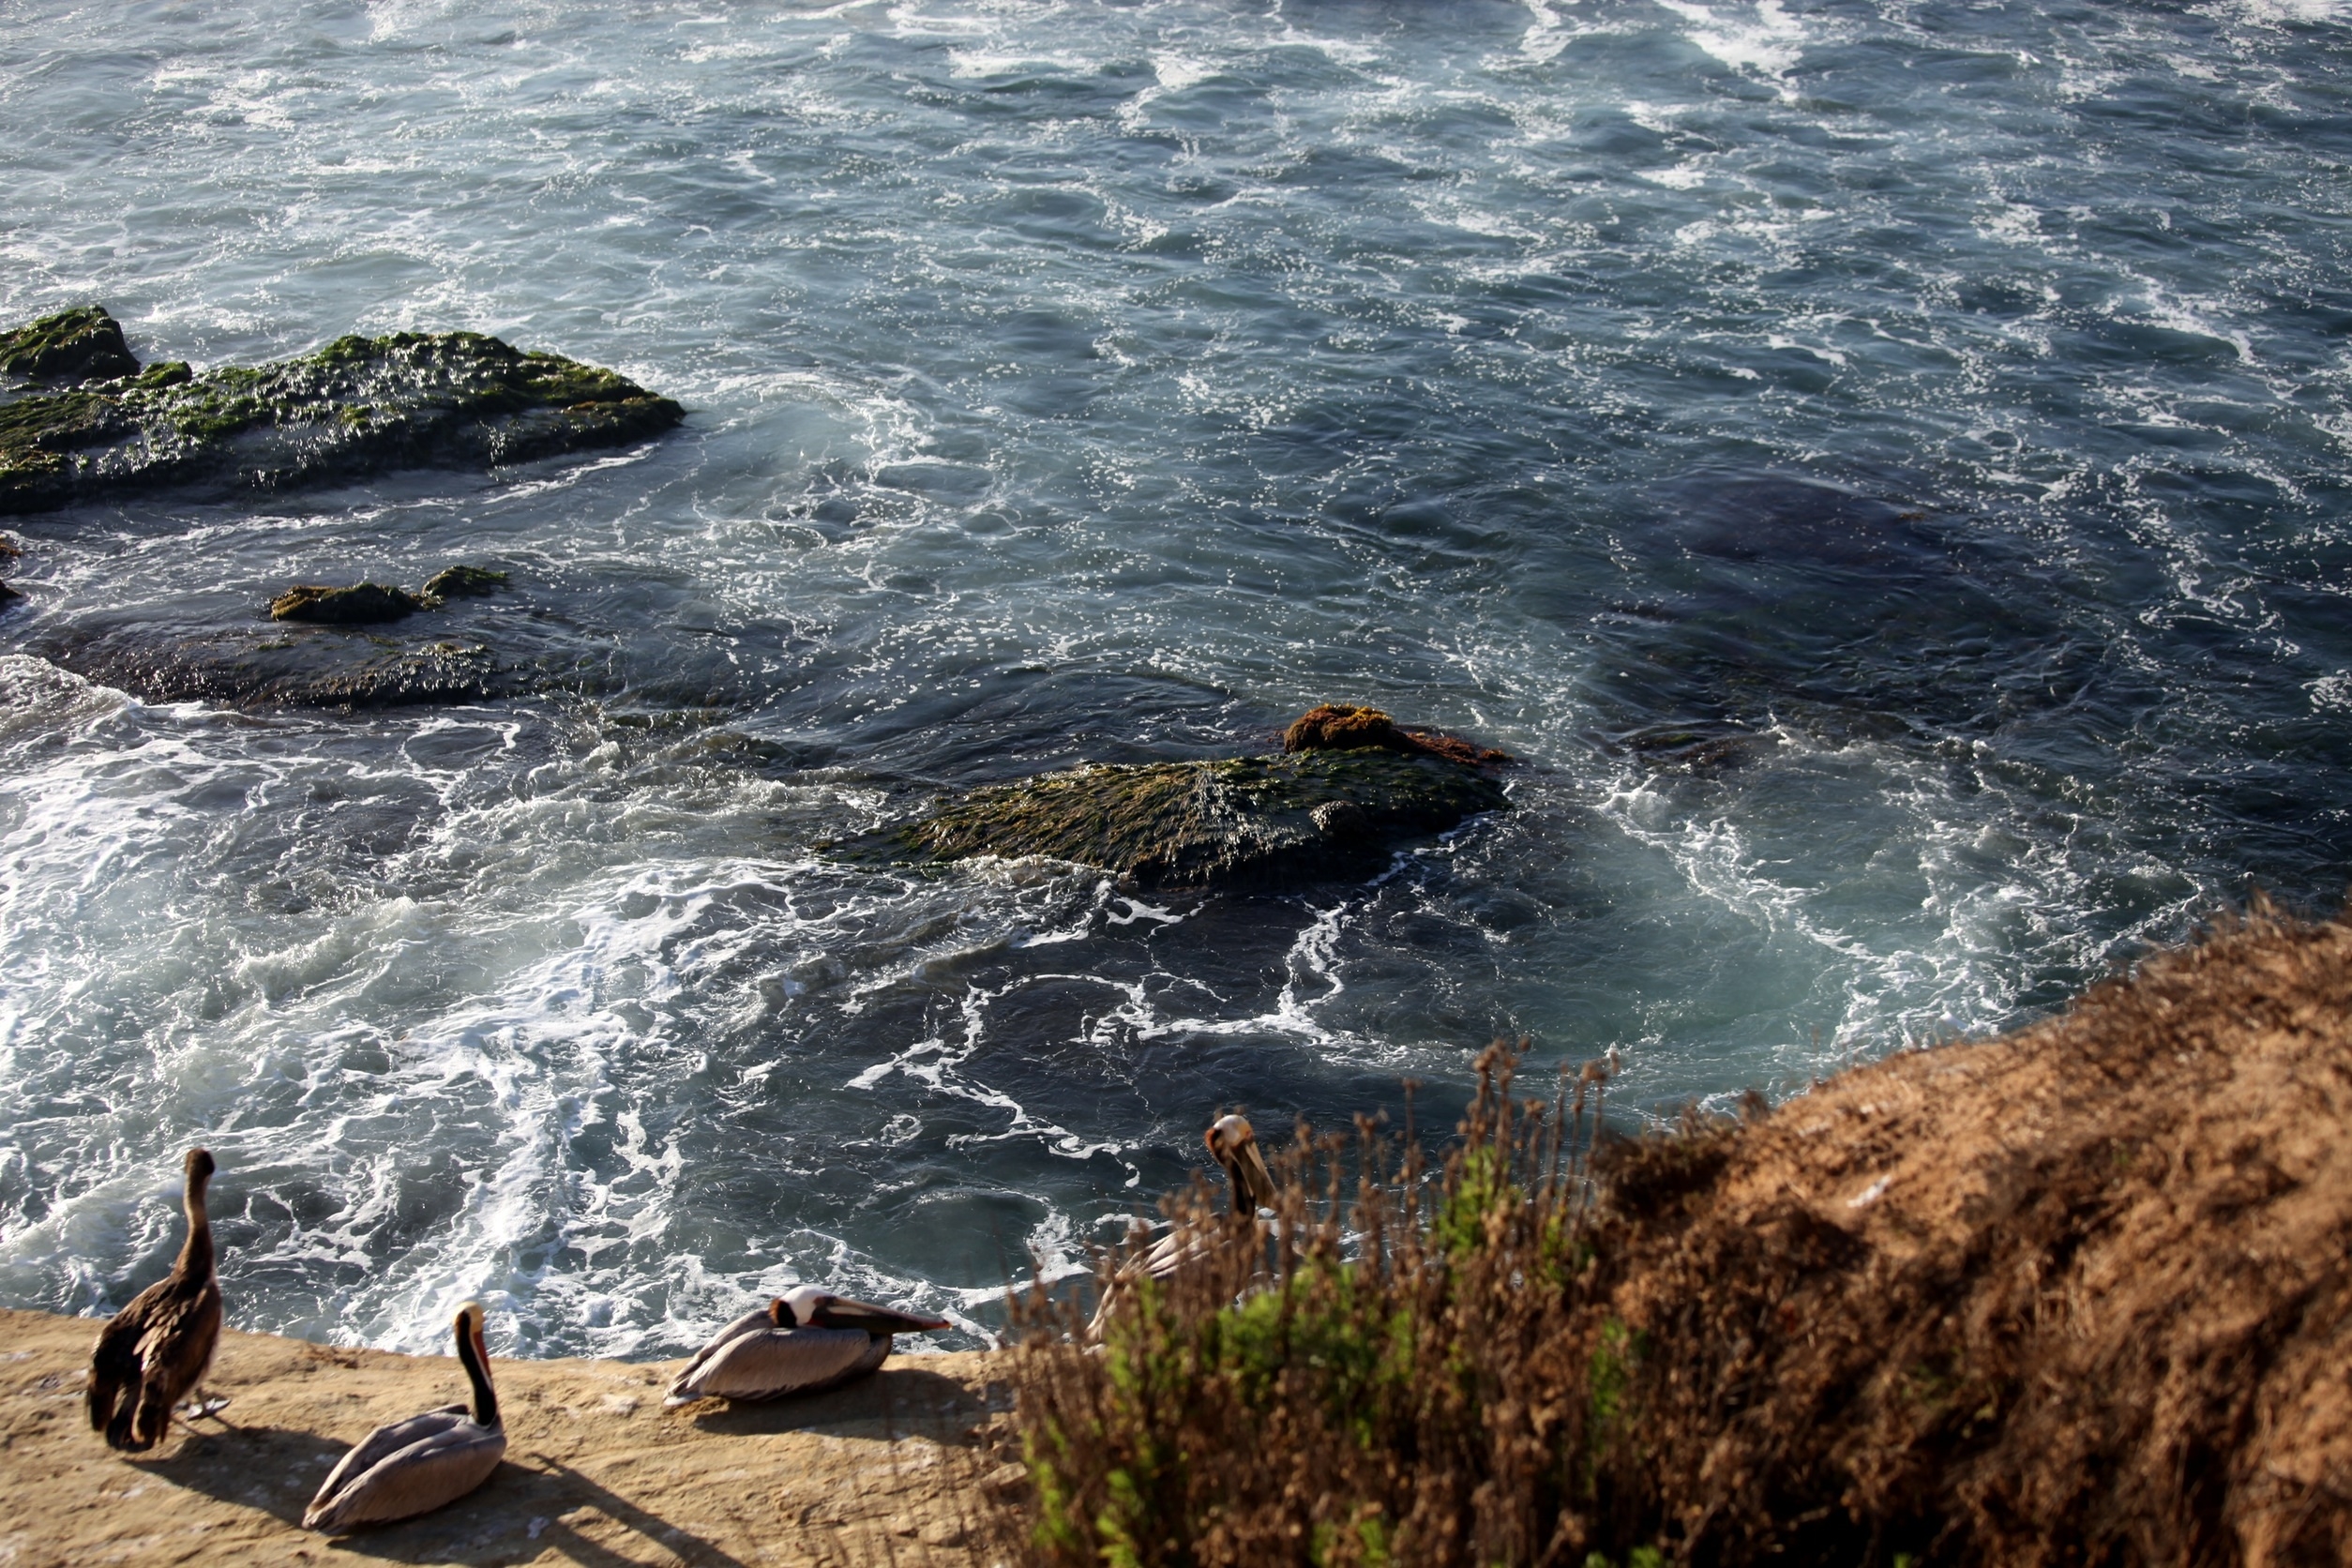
[450,1300,498,1428]
[454,1299,486,1344]
[774,1283,950,1335]
[1206,1114,1278,1214]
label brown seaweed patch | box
[1282,701,1514,768]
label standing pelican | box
[87,1148,224,1451]
[664,1284,950,1406]
[304,1302,505,1533]
[1088,1113,1279,1339]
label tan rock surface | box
[0,1307,1020,1568]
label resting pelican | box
[304,1302,505,1533]
[87,1148,224,1451]
[664,1284,951,1406]
[1088,1112,1278,1339]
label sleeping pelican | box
[304,1302,505,1533]
[1088,1112,1278,1339]
[664,1285,950,1406]
[87,1148,224,1451]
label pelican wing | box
[305,1419,505,1532]
[664,1306,776,1404]
[671,1325,879,1403]
[1141,1222,1217,1280]
[308,1404,470,1520]
[1091,1216,1270,1341]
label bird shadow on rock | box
[314,1455,750,1568]
[684,1365,992,1442]
[129,1421,347,1525]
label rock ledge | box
[0,307,683,514]
[882,709,1514,888]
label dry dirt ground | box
[0,1307,1022,1568]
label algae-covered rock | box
[888,746,1510,889]
[422,565,508,600]
[270,582,428,624]
[0,306,141,387]
[0,320,684,515]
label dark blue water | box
[3,0,2348,1357]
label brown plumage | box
[86,1148,224,1452]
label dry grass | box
[1007,903,2352,1567]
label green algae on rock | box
[886,745,1510,889]
[270,582,429,624]
[422,565,509,600]
[0,306,141,387]
[0,317,684,515]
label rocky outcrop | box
[1283,702,1515,768]
[270,582,428,624]
[0,311,684,515]
[423,565,508,599]
[0,305,140,387]
[877,711,1513,888]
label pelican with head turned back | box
[303,1302,506,1533]
[665,1285,951,1406]
[87,1148,225,1451]
[1088,1112,1279,1340]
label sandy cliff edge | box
[0,1308,1019,1568]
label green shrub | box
[1013,1045,1629,1568]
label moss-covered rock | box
[0,306,141,387]
[880,745,1511,889]
[270,582,428,624]
[0,319,684,515]
[422,565,508,600]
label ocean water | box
[3,0,2349,1358]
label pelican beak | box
[1235,1139,1277,1213]
[807,1295,951,1334]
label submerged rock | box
[0,316,684,515]
[879,713,1513,888]
[41,628,505,709]
[0,306,141,388]
[422,564,508,600]
[270,582,428,624]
